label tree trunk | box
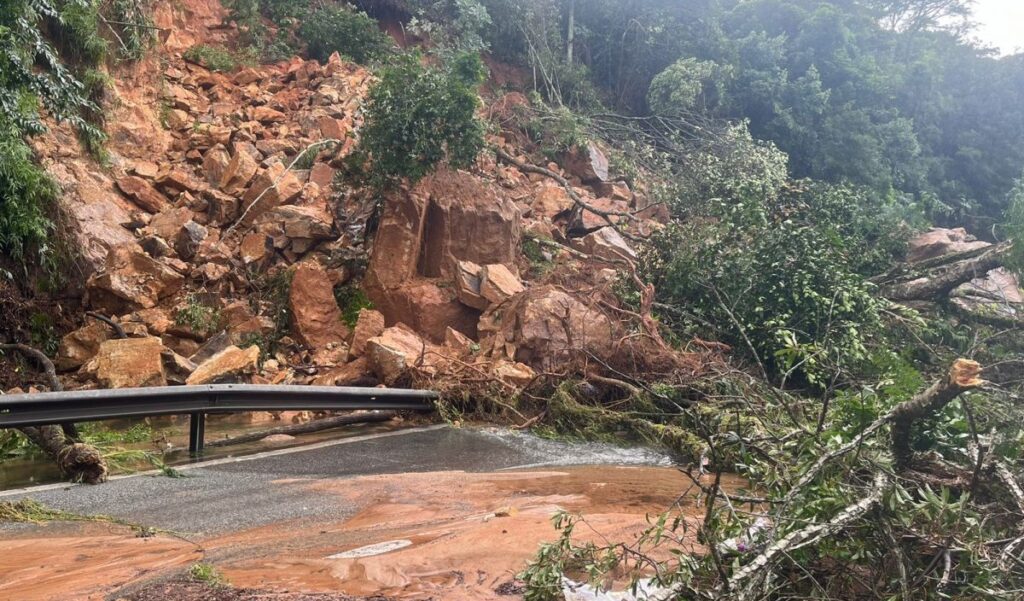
[891,358,985,467]
[883,242,1012,301]
[566,0,575,64]
[1,343,108,484]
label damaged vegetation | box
[1,0,1023,600]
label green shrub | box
[333,284,374,328]
[640,163,901,385]
[299,6,394,65]
[183,44,240,72]
[353,51,486,186]
[0,123,59,264]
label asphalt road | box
[0,426,670,535]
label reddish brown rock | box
[907,228,991,263]
[116,175,171,213]
[155,165,202,196]
[444,327,475,357]
[289,262,349,348]
[84,337,167,388]
[531,185,573,220]
[349,309,386,359]
[268,205,334,240]
[252,106,287,123]
[186,345,261,385]
[239,162,303,226]
[563,141,610,183]
[56,322,111,371]
[85,245,185,314]
[219,150,259,196]
[311,356,375,386]
[366,325,433,385]
[309,162,335,189]
[479,286,615,371]
[455,260,488,310]
[202,144,231,187]
[572,227,637,263]
[375,281,480,343]
[480,264,524,305]
[239,231,271,265]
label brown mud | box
[0,466,744,601]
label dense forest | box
[1,0,1024,600]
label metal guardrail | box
[0,384,437,454]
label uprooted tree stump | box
[1,343,108,484]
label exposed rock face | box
[289,262,349,348]
[349,309,386,359]
[365,169,520,341]
[479,286,615,371]
[186,345,260,385]
[56,322,111,371]
[907,228,990,263]
[85,245,185,314]
[366,325,432,385]
[84,337,167,388]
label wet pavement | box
[1,426,671,535]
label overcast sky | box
[972,0,1024,55]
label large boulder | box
[480,264,524,305]
[479,286,616,371]
[907,228,990,263]
[366,325,436,385]
[219,149,259,196]
[289,262,349,348]
[83,337,167,388]
[364,169,520,341]
[85,245,185,314]
[572,227,637,263]
[563,141,609,183]
[186,345,260,385]
[56,322,111,371]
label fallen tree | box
[204,411,397,448]
[0,344,108,484]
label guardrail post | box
[189,411,206,456]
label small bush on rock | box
[353,51,486,186]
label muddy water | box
[0,465,742,601]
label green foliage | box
[0,124,59,264]
[641,164,903,384]
[188,563,227,586]
[300,6,394,65]
[174,293,223,337]
[183,44,241,72]
[1005,172,1024,272]
[353,51,486,186]
[647,57,730,116]
[79,422,154,445]
[406,0,493,55]
[245,268,293,359]
[333,284,374,328]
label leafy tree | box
[353,51,487,186]
[300,6,395,64]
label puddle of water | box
[326,539,413,559]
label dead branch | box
[731,472,889,598]
[204,411,397,448]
